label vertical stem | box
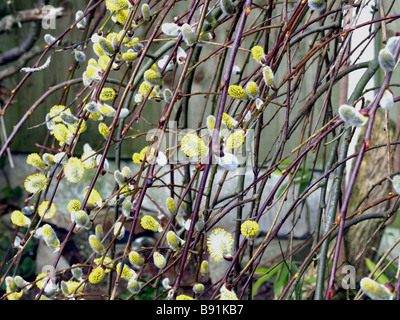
[325,41,400,297]
[172,0,253,297]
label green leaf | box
[304,275,317,285]
[275,263,300,299]
[274,264,289,298]
[365,258,390,284]
[254,267,270,275]
[252,263,299,299]
[298,176,311,194]
[385,259,398,274]
[252,265,281,297]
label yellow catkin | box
[127,278,141,294]
[166,197,177,215]
[99,88,116,101]
[225,130,244,151]
[144,69,161,86]
[228,85,248,99]
[240,220,259,239]
[176,294,194,300]
[38,201,56,219]
[180,134,208,157]
[64,157,85,183]
[222,113,237,129]
[88,235,105,254]
[245,81,259,99]
[262,66,274,87]
[53,123,72,144]
[98,122,110,139]
[88,267,105,284]
[360,277,393,300]
[105,0,128,11]
[207,228,233,262]
[68,120,86,135]
[251,46,265,62]
[129,251,145,268]
[200,260,209,276]
[98,55,111,70]
[11,210,31,227]
[115,9,130,25]
[49,105,71,122]
[116,262,136,279]
[140,215,161,231]
[67,199,81,213]
[94,256,114,273]
[84,188,102,206]
[26,153,46,169]
[81,149,97,169]
[153,252,166,269]
[122,50,138,62]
